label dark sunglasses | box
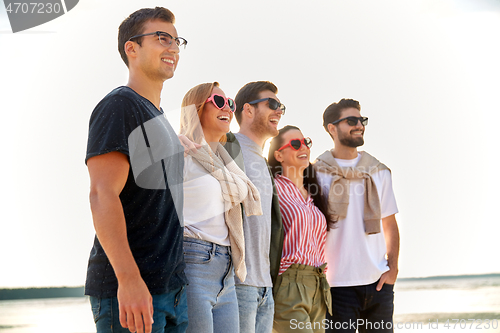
[248,98,286,115]
[206,94,236,112]
[330,116,368,127]
[278,137,312,151]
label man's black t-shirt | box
[85,86,186,298]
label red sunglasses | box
[278,137,313,151]
[206,94,236,112]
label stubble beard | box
[250,109,279,140]
[143,59,174,83]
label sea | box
[0,274,499,333]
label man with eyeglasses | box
[85,7,189,333]
[223,81,285,333]
[313,98,400,333]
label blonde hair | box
[180,82,228,144]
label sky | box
[0,0,499,289]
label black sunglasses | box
[330,116,368,127]
[248,98,286,115]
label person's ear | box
[243,103,254,118]
[124,41,138,62]
[327,123,337,138]
[274,150,284,163]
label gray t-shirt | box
[234,133,273,287]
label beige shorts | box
[273,263,332,333]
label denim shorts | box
[183,237,239,333]
[89,286,188,333]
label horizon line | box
[1,272,500,290]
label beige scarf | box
[314,151,389,234]
[189,143,262,281]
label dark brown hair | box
[118,7,176,67]
[322,98,361,132]
[234,81,278,125]
[268,125,336,229]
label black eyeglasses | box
[248,98,286,115]
[330,116,368,127]
[128,31,188,49]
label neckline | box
[121,86,164,114]
[276,174,312,203]
[235,133,263,153]
[334,152,361,163]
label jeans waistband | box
[183,237,231,255]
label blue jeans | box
[325,280,394,333]
[235,285,275,333]
[89,286,188,333]
[183,237,239,333]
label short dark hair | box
[234,81,278,125]
[118,7,176,67]
[322,98,361,132]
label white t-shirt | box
[182,155,230,246]
[316,153,398,287]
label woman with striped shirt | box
[268,125,334,333]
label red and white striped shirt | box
[274,174,327,275]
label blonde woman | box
[180,82,262,333]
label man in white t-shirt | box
[313,98,400,333]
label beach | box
[392,274,500,332]
[0,296,94,333]
[1,274,499,333]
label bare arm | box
[87,151,153,333]
[376,214,400,291]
